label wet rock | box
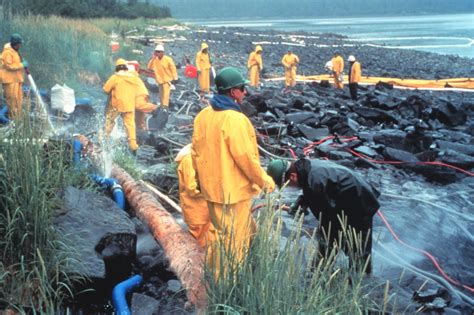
[168,114,193,128]
[438,149,474,169]
[55,186,136,280]
[285,112,318,125]
[436,140,474,156]
[432,101,467,126]
[383,147,419,163]
[354,146,379,158]
[131,293,160,315]
[289,97,305,109]
[297,125,330,141]
[142,164,178,194]
[373,129,407,150]
[353,106,399,124]
[257,123,287,136]
[240,100,258,117]
[166,280,182,293]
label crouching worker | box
[175,144,210,248]
[103,58,141,153]
[267,158,380,273]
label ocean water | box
[183,14,474,58]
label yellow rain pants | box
[105,105,138,151]
[3,82,23,119]
[205,199,256,279]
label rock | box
[240,100,258,117]
[373,129,407,150]
[438,149,474,169]
[353,106,399,124]
[54,186,136,280]
[436,140,474,156]
[354,146,379,158]
[383,147,419,163]
[432,101,467,126]
[166,279,182,293]
[168,114,193,128]
[131,293,160,315]
[285,112,318,125]
[142,164,178,194]
[296,125,330,141]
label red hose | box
[377,210,474,293]
[346,148,474,176]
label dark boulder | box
[353,106,399,124]
[432,101,467,126]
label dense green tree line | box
[1,0,171,19]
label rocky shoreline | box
[58,25,474,313]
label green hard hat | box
[267,159,288,187]
[10,33,23,45]
[215,67,249,91]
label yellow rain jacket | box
[176,144,210,248]
[195,44,211,72]
[147,55,178,84]
[103,71,141,112]
[332,55,344,75]
[0,43,25,84]
[282,52,299,87]
[196,44,212,93]
[247,47,263,87]
[349,61,361,83]
[192,105,275,204]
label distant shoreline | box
[178,13,474,58]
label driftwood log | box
[111,165,207,310]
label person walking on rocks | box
[348,55,361,100]
[127,64,158,131]
[247,45,263,88]
[331,52,344,89]
[147,44,178,111]
[267,158,380,274]
[192,67,275,278]
[281,48,299,88]
[0,34,28,119]
[195,42,212,93]
[175,144,210,248]
[103,58,141,153]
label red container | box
[127,60,139,72]
[111,41,120,52]
[184,64,198,79]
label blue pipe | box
[112,274,143,315]
[72,139,82,165]
[0,106,10,124]
[90,174,125,210]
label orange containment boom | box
[267,75,474,91]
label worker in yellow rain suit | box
[127,64,158,130]
[195,43,212,93]
[247,45,263,88]
[103,58,141,152]
[192,67,275,279]
[348,55,362,100]
[0,34,28,120]
[331,52,344,89]
[147,44,178,110]
[281,48,299,88]
[175,144,210,248]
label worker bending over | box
[247,45,263,88]
[195,43,212,93]
[103,58,141,153]
[267,158,380,274]
[192,67,275,278]
[348,55,361,100]
[331,52,344,89]
[147,44,178,110]
[175,144,210,248]
[281,48,299,88]
[0,34,28,119]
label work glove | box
[287,194,308,216]
[22,60,29,68]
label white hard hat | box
[348,55,356,62]
[155,44,164,52]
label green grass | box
[206,192,384,314]
[0,113,88,313]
